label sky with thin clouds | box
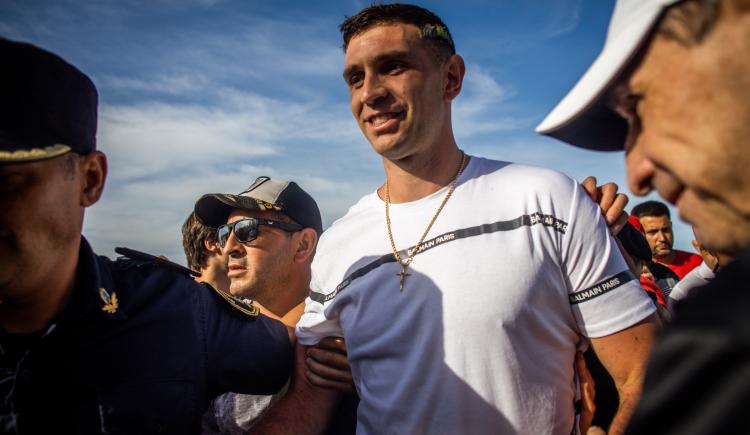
[1,0,694,264]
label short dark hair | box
[181,211,217,271]
[340,3,456,61]
[632,200,671,219]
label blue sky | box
[1,0,695,264]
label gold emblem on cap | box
[99,287,119,314]
[0,144,72,162]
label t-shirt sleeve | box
[295,267,344,346]
[562,181,656,338]
[198,286,293,397]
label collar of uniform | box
[55,237,126,323]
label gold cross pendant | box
[396,267,411,292]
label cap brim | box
[194,193,263,228]
[536,1,669,151]
[0,143,71,163]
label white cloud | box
[454,64,532,137]
[99,103,278,181]
[9,0,617,265]
[101,73,210,95]
[87,82,374,263]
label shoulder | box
[465,156,578,199]
[111,247,198,278]
[94,247,203,310]
[318,191,379,245]
[103,247,253,313]
[675,249,702,264]
[92,247,197,293]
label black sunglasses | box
[217,218,303,248]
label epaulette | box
[114,246,201,278]
[203,283,260,318]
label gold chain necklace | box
[385,151,468,291]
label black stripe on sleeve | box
[568,271,636,305]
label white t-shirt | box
[297,157,655,435]
[201,386,287,435]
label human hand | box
[640,264,655,282]
[305,336,356,394]
[587,426,607,435]
[691,239,719,272]
[581,176,629,234]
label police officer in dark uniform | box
[0,38,293,434]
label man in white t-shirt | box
[264,4,660,435]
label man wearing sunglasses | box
[194,178,358,434]
[0,38,293,434]
[195,176,323,319]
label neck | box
[264,286,308,318]
[197,267,231,294]
[0,239,80,334]
[263,268,311,317]
[380,144,464,203]
[654,250,677,265]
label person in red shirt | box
[632,200,702,279]
[619,216,668,312]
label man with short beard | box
[632,200,701,281]
[194,178,357,435]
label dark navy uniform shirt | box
[0,237,293,434]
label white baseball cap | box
[536,0,681,150]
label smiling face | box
[611,1,750,255]
[343,23,455,162]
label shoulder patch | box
[114,246,200,278]
[205,284,260,318]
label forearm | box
[249,388,340,435]
[608,377,642,435]
[249,343,341,435]
[590,313,659,435]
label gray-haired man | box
[538,0,750,433]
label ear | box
[204,238,223,255]
[443,54,466,101]
[79,151,108,207]
[293,228,318,264]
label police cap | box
[0,38,98,163]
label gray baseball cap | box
[194,176,323,234]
